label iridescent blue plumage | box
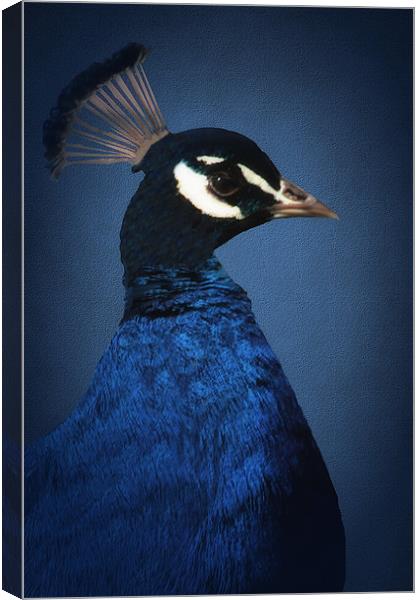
[25,258,344,596]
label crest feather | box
[43,43,169,178]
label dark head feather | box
[43,43,168,178]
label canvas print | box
[2,3,413,597]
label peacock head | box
[44,43,337,280]
[141,126,336,223]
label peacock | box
[22,43,345,597]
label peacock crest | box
[43,43,169,178]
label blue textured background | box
[23,4,413,592]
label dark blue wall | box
[24,4,412,592]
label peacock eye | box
[208,173,240,198]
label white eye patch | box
[196,155,225,165]
[238,164,302,205]
[173,161,244,220]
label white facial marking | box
[196,155,225,165]
[238,164,306,206]
[238,164,279,198]
[174,161,244,220]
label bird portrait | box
[23,42,345,596]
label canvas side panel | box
[2,2,23,597]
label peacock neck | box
[122,256,251,321]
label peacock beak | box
[269,177,338,220]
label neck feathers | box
[120,176,234,286]
[122,257,250,321]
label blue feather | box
[24,258,344,596]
